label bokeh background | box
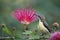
[0,0,60,40]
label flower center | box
[21,19,30,25]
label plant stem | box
[24,24,28,30]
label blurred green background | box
[0,0,60,40]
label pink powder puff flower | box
[13,8,37,25]
[49,31,60,40]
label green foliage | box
[22,31,32,35]
[2,25,12,36]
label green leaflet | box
[2,26,12,36]
[22,31,32,35]
[29,35,40,40]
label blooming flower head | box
[49,31,60,40]
[13,8,37,25]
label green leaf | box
[22,31,32,35]
[29,35,40,39]
[44,34,50,38]
[2,26,12,36]
[14,32,24,39]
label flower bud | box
[53,22,59,27]
[1,23,6,28]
